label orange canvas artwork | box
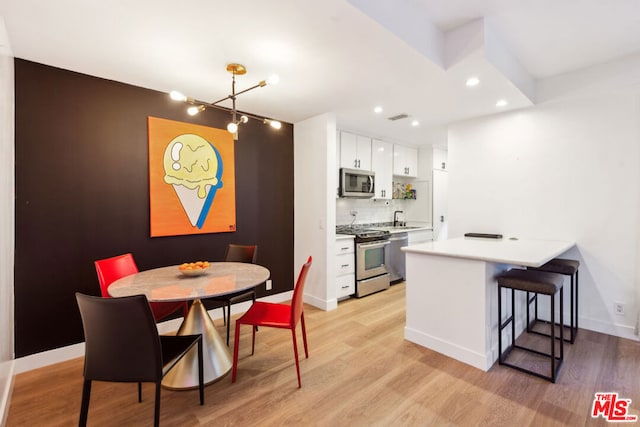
[148,116,236,237]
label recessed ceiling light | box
[496,99,508,107]
[411,120,419,127]
[466,77,480,87]
[374,106,383,114]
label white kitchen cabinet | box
[340,131,372,171]
[407,229,433,244]
[393,144,418,177]
[335,237,355,299]
[433,169,448,241]
[433,147,448,171]
[371,138,393,199]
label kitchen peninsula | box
[402,236,575,371]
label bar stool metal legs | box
[528,259,579,343]
[497,269,565,383]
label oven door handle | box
[358,241,390,249]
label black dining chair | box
[75,293,204,427]
[205,244,259,345]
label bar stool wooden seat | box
[497,268,565,383]
[528,258,579,343]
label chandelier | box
[169,63,281,140]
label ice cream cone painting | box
[148,117,236,237]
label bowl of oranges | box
[178,261,210,276]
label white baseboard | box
[0,360,14,426]
[14,342,85,375]
[579,316,639,341]
[404,316,639,375]
[14,291,295,375]
[303,293,337,311]
[404,326,490,372]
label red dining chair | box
[232,256,312,388]
[94,253,188,322]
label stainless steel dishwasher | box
[386,232,408,283]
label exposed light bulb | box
[496,99,508,107]
[269,120,282,129]
[187,105,204,116]
[411,120,420,127]
[170,90,187,101]
[227,122,238,134]
[374,106,383,114]
[266,74,280,85]
[240,115,249,124]
[466,77,480,87]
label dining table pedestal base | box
[162,299,232,389]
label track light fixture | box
[170,63,281,140]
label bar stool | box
[497,268,565,383]
[528,258,579,343]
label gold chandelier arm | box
[170,63,280,138]
[208,81,266,106]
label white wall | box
[448,91,640,340]
[294,113,337,310]
[0,35,15,424]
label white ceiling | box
[1,0,640,145]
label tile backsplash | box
[336,198,407,225]
[336,179,432,227]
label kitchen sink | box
[371,225,423,231]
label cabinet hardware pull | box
[341,264,349,267]
[340,246,349,250]
[341,285,349,289]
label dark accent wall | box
[14,59,294,357]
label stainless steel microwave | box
[340,168,375,198]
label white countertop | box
[335,225,433,239]
[402,236,575,267]
[336,234,355,240]
[370,226,432,234]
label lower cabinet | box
[407,229,434,245]
[335,237,355,299]
[336,273,355,299]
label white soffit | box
[348,1,534,104]
[347,0,445,68]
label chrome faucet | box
[393,210,404,227]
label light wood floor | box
[7,283,640,426]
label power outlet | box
[266,279,272,291]
[614,302,625,316]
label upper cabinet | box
[393,144,418,177]
[433,147,447,171]
[340,131,372,171]
[371,139,393,199]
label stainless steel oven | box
[356,240,389,280]
[355,238,390,297]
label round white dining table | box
[108,262,270,389]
